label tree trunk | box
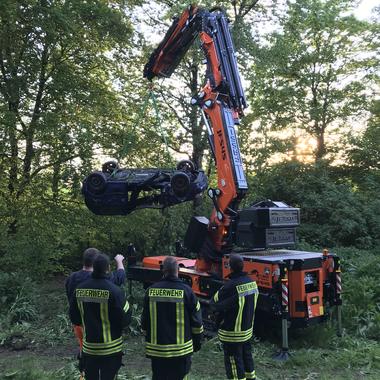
[7,103,19,194]
[52,161,61,200]
[315,129,326,161]
[18,47,48,196]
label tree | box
[0,0,136,231]
[345,99,380,196]
[247,0,374,163]
[137,0,261,170]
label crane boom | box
[82,5,343,346]
[144,5,248,271]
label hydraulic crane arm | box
[144,5,247,112]
[144,5,248,270]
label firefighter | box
[210,254,259,380]
[69,253,132,380]
[141,256,204,380]
[65,248,126,376]
[65,248,126,302]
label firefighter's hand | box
[114,254,125,269]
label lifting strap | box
[122,84,171,162]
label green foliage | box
[0,273,38,351]
[0,273,37,323]
[0,263,379,378]
[247,161,380,248]
[128,302,143,336]
[247,0,374,162]
[338,248,380,340]
[0,362,79,380]
[0,5,378,379]
[0,0,377,278]
[0,190,206,276]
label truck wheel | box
[86,172,107,194]
[171,172,190,197]
[176,160,195,172]
[102,160,119,174]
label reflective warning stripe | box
[100,303,111,342]
[252,293,258,327]
[219,328,253,338]
[83,337,123,355]
[235,295,245,332]
[214,291,219,302]
[336,270,342,294]
[77,300,86,339]
[149,300,157,344]
[146,340,193,351]
[230,356,238,379]
[282,280,288,307]
[146,340,193,358]
[218,328,252,342]
[196,301,201,311]
[146,345,193,357]
[191,326,204,334]
[176,302,184,345]
[82,344,123,356]
[245,370,256,379]
[218,334,252,343]
[83,337,122,349]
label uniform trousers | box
[223,341,256,380]
[83,354,122,380]
[151,356,191,380]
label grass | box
[1,332,379,379]
[0,247,379,379]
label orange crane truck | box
[83,5,342,358]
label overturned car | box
[82,160,208,215]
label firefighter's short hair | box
[93,253,110,277]
[162,256,178,277]
[83,248,100,267]
[229,254,244,273]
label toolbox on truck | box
[235,201,300,249]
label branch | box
[158,89,192,133]
[239,0,260,19]
[16,154,79,198]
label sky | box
[355,0,378,20]
[123,0,379,165]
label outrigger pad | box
[82,160,208,215]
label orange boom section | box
[144,6,248,271]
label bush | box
[0,272,37,323]
[248,162,380,248]
[338,248,380,340]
